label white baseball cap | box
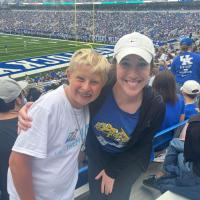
[17,80,28,90]
[114,32,155,64]
[181,80,200,95]
[0,78,27,103]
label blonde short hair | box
[68,48,111,83]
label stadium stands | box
[0,9,200,43]
[1,3,200,200]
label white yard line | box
[0,32,105,45]
[28,42,39,44]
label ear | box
[66,70,71,86]
[15,96,21,105]
[66,69,71,78]
[66,69,72,81]
[67,68,76,84]
[15,96,23,109]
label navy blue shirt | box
[91,89,140,153]
[171,52,200,85]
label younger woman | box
[86,32,165,200]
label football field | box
[0,34,103,62]
[0,34,114,78]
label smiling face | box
[66,64,105,108]
[115,54,150,98]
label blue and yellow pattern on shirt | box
[91,89,140,153]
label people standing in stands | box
[159,59,168,71]
[148,64,159,86]
[152,71,185,159]
[157,47,168,62]
[0,78,26,200]
[171,37,200,91]
[7,49,110,200]
[26,87,42,102]
[18,32,165,200]
[180,80,200,120]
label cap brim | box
[115,47,152,64]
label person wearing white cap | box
[17,33,165,200]
[0,78,25,200]
[85,32,165,199]
[181,80,200,120]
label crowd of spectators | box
[26,70,66,83]
[22,70,67,92]
[0,9,200,43]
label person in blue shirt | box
[181,80,200,120]
[171,37,200,91]
[152,70,185,151]
[159,59,168,71]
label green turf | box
[0,34,103,62]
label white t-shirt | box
[7,85,89,200]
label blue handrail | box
[78,166,88,174]
[154,120,188,138]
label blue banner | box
[0,45,114,78]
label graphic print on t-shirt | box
[64,126,88,151]
[92,90,139,153]
[95,122,129,143]
[179,55,193,77]
[65,129,79,143]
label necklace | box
[64,85,87,151]
[71,106,87,151]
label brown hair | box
[152,71,177,104]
